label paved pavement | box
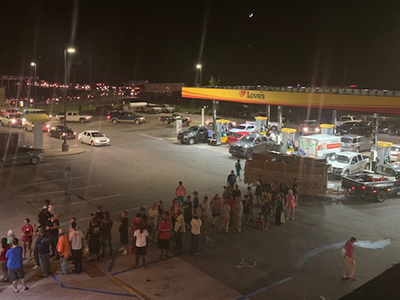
[1,113,400,299]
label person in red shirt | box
[158,214,172,259]
[343,237,356,280]
[21,218,34,260]
[131,214,143,236]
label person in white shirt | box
[190,215,202,254]
[133,224,149,268]
[69,222,84,274]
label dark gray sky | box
[1,0,400,89]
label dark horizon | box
[1,0,400,89]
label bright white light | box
[67,48,76,53]
[31,62,36,66]
[249,12,254,18]
[196,64,202,69]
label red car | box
[227,132,250,144]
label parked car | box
[177,126,208,145]
[48,125,76,139]
[337,121,373,136]
[139,103,162,114]
[106,111,145,124]
[0,147,45,167]
[337,115,362,126]
[158,114,191,126]
[205,117,237,128]
[327,152,370,177]
[159,104,175,113]
[342,164,400,202]
[23,121,50,132]
[78,130,110,146]
[298,120,320,135]
[229,133,277,159]
[340,134,372,152]
[0,114,26,127]
[390,144,400,162]
[229,123,256,134]
[227,132,250,144]
[56,111,92,123]
[378,122,396,134]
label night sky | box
[1,0,400,89]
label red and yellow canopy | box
[182,87,400,114]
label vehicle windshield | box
[9,114,21,118]
[241,136,255,142]
[237,125,247,130]
[375,166,398,177]
[328,154,350,164]
[341,137,356,143]
[391,146,400,152]
[91,132,104,137]
[304,120,317,126]
[187,126,198,132]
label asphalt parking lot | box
[1,112,400,299]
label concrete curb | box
[45,149,86,157]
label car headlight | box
[11,119,16,124]
[315,128,320,132]
[94,139,100,143]
[22,118,27,122]
[303,127,309,132]
[106,138,110,142]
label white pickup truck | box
[336,115,362,126]
[56,111,92,123]
[327,151,370,177]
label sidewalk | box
[0,238,242,300]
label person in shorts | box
[6,238,28,293]
[133,223,149,268]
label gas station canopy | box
[182,87,400,114]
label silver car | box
[341,134,372,152]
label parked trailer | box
[244,153,329,196]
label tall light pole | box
[196,64,202,87]
[62,47,76,152]
[30,62,37,105]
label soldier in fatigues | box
[219,201,231,233]
[232,197,243,233]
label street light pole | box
[196,64,202,86]
[30,62,37,105]
[62,48,76,152]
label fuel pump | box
[208,119,229,146]
[376,141,392,167]
[254,116,268,135]
[320,124,334,135]
[281,128,297,153]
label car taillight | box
[351,186,355,190]
[373,190,377,194]
[158,117,161,121]
[362,186,366,190]
[106,115,110,119]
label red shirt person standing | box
[343,237,357,280]
[158,214,172,260]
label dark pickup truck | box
[158,114,191,126]
[342,164,400,202]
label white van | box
[298,134,341,159]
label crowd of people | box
[0,168,303,291]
